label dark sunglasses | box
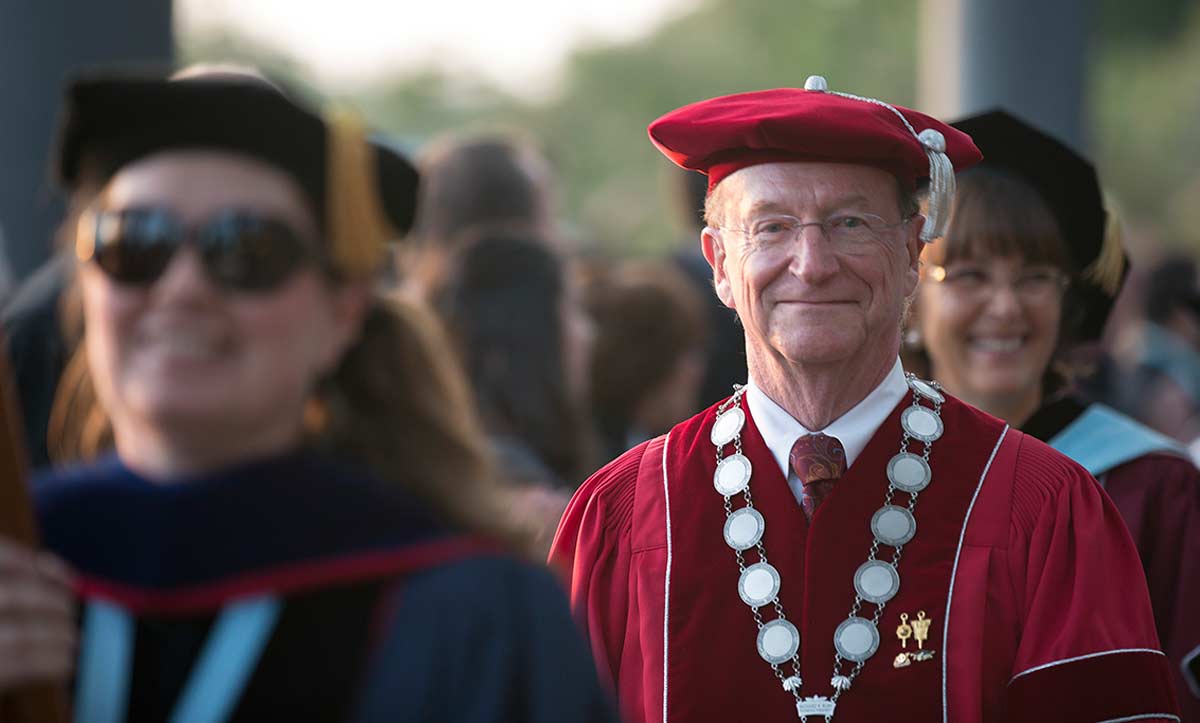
[77,207,320,292]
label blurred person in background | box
[429,229,595,555]
[401,132,557,298]
[668,167,747,406]
[0,68,615,722]
[906,109,1199,720]
[583,260,707,461]
[1109,255,1200,446]
[1141,257,1200,357]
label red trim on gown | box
[73,536,498,615]
[550,392,1181,722]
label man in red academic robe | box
[550,77,1181,722]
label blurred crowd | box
[5,73,1199,504]
[0,63,1196,721]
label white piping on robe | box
[942,424,1009,723]
[661,432,673,723]
[1009,647,1166,683]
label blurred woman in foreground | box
[907,109,1199,718]
[0,68,613,722]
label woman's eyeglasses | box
[926,262,1069,303]
[76,208,320,292]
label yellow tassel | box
[325,108,397,277]
[1083,195,1126,297]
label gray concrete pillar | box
[0,0,172,285]
[919,0,1090,153]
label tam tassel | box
[326,107,397,277]
[821,79,959,243]
[918,128,955,242]
[1084,196,1125,297]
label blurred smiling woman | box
[907,109,1200,719]
[0,68,613,722]
[912,166,1071,424]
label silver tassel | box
[918,128,955,243]
[810,76,958,243]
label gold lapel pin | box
[893,611,936,668]
[894,649,936,668]
[896,612,913,648]
[912,610,931,650]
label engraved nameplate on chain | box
[796,695,836,717]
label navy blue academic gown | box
[34,451,616,722]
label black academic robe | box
[33,450,616,722]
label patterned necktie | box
[789,433,847,521]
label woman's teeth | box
[971,337,1023,353]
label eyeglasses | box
[77,208,319,292]
[926,262,1069,302]
[717,213,911,253]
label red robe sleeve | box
[1003,438,1181,720]
[549,442,646,721]
[1103,453,1200,722]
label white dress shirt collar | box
[745,357,909,481]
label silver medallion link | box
[714,388,805,695]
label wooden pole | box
[0,340,68,723]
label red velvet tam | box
[648,80,982,193]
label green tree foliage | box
[1090,1,1200,251]
[181,0,918,256]
[179,0,1200,255]
[531,0,918,255]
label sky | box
[176,0,698,97]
